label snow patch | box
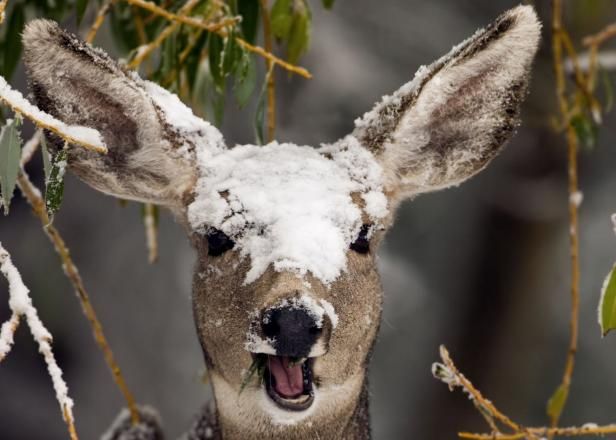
[188,136,388,285]
[143,79,225,160]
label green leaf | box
[287,3,311,65]
[546,383,569,421]
[599,264,616,336]
[0,118,22,215]
[321,0,335,9]
[222,31,243,78]
[3,4,25,80]
[271,0,293,40]
[209,33,225,93]
[234,53,257,108]
[240,354,266,395]
[45,147,68,222]
[41,136,52,183]
[238,0,260,44]
[76,0,89,25]
[571,113,597,149]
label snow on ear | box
[22,19,225,209]
[352,5,541,199]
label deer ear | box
[22,20,225,210]
[353,5,541,200]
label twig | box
[0,242,78,440]
[85,0,115,44]
[432,346,524,435]
[122,0,312,79]
[259,0,276,142]
[583,23,616,48]
[581,23,616,94]
[548,1,581,433]
[459,423,616,439]
[127,0,231,69]
[0,76,107,154]
[17,151,140,424]
[143,203,158,264]
[0,0,8,23]
[433,348,616,440]
[0,312,19,361]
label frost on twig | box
[0,75,107,154]
[0,242,78,440]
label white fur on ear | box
[353,5,541,199]
[22,20,225,210]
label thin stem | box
[548,0,580,433]
[16,163,140,425]
[0,0,8,23]
[143,203,158,264]
[437,346,524,434]
[259,0,276,142]
[583,23,616,48]
[85,0,115,44]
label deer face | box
[189,140,390,424]
[23,5,540,436]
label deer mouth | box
[264,355,315,411]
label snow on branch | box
[0,242,78,440]
[433,346,616,439]
[0,75,107,154]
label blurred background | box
[2,0,616,438]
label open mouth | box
[261,354,315,411]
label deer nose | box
[262,306,322,358]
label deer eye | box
[207,229,235,256]
[350,224,371,254]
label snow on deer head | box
[23,5,540,439]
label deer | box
[21,4,540,439]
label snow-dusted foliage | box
[0,243,75,428]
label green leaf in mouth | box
[240,354,268,395]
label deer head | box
[23,5,540,439]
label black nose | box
[262,306,322,358]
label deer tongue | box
[268,356,304,398]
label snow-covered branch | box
[0,75,107,154]
[0,242,78,440]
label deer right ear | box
[22,20,225,211]
[352,5,541,202]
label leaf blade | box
[45,146,68,222]
[0,118,22,215]
[546,383,569,421]
[599,263,616,336]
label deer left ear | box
[352,5,541,200]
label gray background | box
[2,0,616,438]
